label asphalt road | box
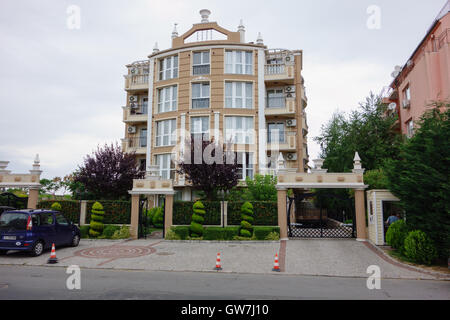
[0,265,448,300]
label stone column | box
[130,194,140,240]
[355,189,367,241]
[27,189,39,209]
[80,200,88,225]
[277,189,288,239]
[164,194,174,236]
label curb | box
[162,240,280,244]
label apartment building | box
[122,10,309,200]
[383,1,450,138]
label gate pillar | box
[355,188,367,241]
[164,194,174,236]
[130,194,140,240]
[277,189,288,239]
[27,188,39,209]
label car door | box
[55,213,72,246]
[36,212,57,249]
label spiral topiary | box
[240,202,254,238]
[190,201,205,237]
[50,202,62,211]
[89,202,105,238]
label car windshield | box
[0,212,28,230]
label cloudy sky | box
[0,0,446,179]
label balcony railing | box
[125,74,149,90]
[127,104,148,115]
[192,98,210,109]
[266,97,286,108]
[265,64,285,75]
[126,137,147,149]
[193,65,210,75]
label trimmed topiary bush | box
[190,201,205,237]
[385,220,408,252]
[239,202,254,238]
[50,202,62,211]
[89,202,105,238]
[404,230,438,265]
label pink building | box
[384,1,450,137]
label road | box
[0,265,448,300]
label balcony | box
[265,97,296,116]
[125,74,149,91]
[264,64,295,82]
[192,98,210,109]
[267,133,297,151]
[123,137,147,155]
[193,64,210,75]
[123,104,148,123]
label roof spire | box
[257,32,264,45]
[153,42,159,54]
[199,9,211,23]
[171,23,179,39]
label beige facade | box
[121,11,309,199]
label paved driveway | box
[0,239,447,280]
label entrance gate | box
[0,192,28,209]
[288,192,355,239]
[138,196,149,239]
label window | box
[159,55,178,81]
[158,86,178,113]
[140,128,147,148]
[225,50,253,74]
[192,83,210,109]
[225,116,254,144]
[139,159,146,172]
[156,119,176,147]
[55,213,69,226]
[404,86,411,101]
[235,152,254,180]
[406,120,414,138]
[225,82,253,109]
[156,154,175,180]
[142,98,148,114]
[193,51,210,75]
[40,213,54,226]
[191,117,209,140]
[267,122,285,143]
[266,89,285,108]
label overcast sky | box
[0,0,446,179]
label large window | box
[225,82,253,109]
[159,55,178,81]
[158,85,178,113]
[140,128,148,148]
[406,119,414,139]
[192,83,210,109]
[266,89,285,108]
[267,122,285,143]
[235,152,254,180]
[193,51,210,75]
[225,50,253,74]
[225,116,254,144]
[156,154,175,180]
[191,116,209,140]
[156,119,176,147]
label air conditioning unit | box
[284,86,296,93]
[402,99,411,109]
[286,153,297,161]
[285,55,295,64]
[286,119,297,127]
[130,67,138,74]
[129,95,139,103]
[130,102,138,109]
[128,126,137,134]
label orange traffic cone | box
[272,253,280,272]
[214,252,222,271]
[47,243,58,264]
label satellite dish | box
[388,103,397,111]
[394,65,402,72]
[391,71,400,78]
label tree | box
[384,104,450,261]
[89,202,105,238]
[245,175,277,201]
[178,139,239,200]
[73,143,144,200]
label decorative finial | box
[311,159,327,173]
[352,152,365,174]
[30,154,42,176]
[238,19,245,32]
[153,42,159,54]
[277,153,286,170]
[171,23,179,39]
[199,9,211,23]
[257,32,264,45]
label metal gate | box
[138,197,149,239]
[288,192,355,238]
[0,192,28,209]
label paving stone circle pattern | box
[74,245,156,259]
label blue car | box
[0,209,81,256]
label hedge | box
[85,201,131,225]
[254,227,280,240]
[203,227,240,241]
[228,201,277,226]
[173,201,221,225]
[37,200,81,224]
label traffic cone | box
[272,253,280,272]
[47,243,58,264]
[214,252,222,271]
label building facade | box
[383,1,450,138]
[122,10,309,200]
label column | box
[130,194,140,240]
[146,57,155,171]
[257,48,267,174]
[164,194,174,236]
[277,189,288,239]
[355,188,367,241]
[27,189,39,209]
[80,200,88,225]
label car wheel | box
[71,234,80,247]
[31,241,44,257]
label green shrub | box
[239,202,254,237]
[165,229,181,240]
[364,169,389,190]
[37,200,81,223]
[111,225,130,240]
[204,227,226,241]
[385,220,408,251]
[254,226,280,240]
[173,201,221,225]
[85,200,131,225]
[50,202,62,211]
[224,227,240,240]
[145,207,159,227]
[228,201,277,226]
[80,225,90,239]
[190,201,206,237]
[403,230,438,265]
[172,226,189,240]
[152,207,164,228]
[265,232,280,241]
[102,225,121,239]
[89,202,105,238]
